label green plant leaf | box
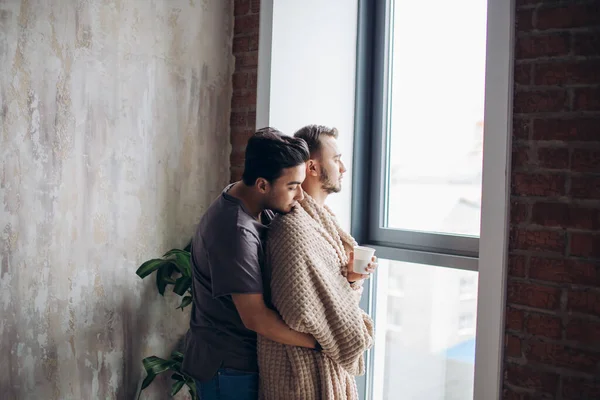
[187,379,197,399]
[171,372,185,381]
[136,259,168,279]
[178,295,192,310]
[171,351,184,363]
[175,253,192,277]
[173,277,192,296]
[156,262,176,296]
[170,380,186,396]
[163,249,188,258]
[140,356,177,389]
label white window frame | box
[255,0,513,398]
[351,0,513,399]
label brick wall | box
[505,1,600,399]
[228,1,600,398]
[230,0,260,182]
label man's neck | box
[303,181,329,207]
[228,182,264,220]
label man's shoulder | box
[269,207,310,238]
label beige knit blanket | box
[258,195,374,400]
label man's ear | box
[256,178,269,193]
[307,159,319,177]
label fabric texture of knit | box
[258,194,374,400]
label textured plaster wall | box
[0,1,233,398]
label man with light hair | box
[258,125,377,400]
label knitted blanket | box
[258,195,374,400]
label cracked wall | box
[0,1,233,398]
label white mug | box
[353,246,376,274]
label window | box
[386,294,403,329]
[459,277,478,300]
[458,313,476,335]
[352,0,489,399]
[371,261,479,400]
[388,269,404,296]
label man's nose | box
[296,187,305,201]
[340,161,347,173]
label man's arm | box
[232,293,318,349]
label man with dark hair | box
[182,127,319,400]
[258,124,376,400]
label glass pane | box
[385,0,488,237]
[371,260,478,400]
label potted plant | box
[135,242,196,399]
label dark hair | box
[293,125,339,157]
[242,127,310,186]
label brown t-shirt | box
[182,185,274,382]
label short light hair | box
[293,125,338,157]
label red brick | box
[511,200,530,224]
[502,388,537,400]
[515,63,533,85]
[517,9,534,31]
[513,118,532,140]
[534,60,600,86]
[231,91,256,109]
[248,34,259,51]
[506,307,526,330]
[230,166,243,182]
[250,0,260,13]
[516,33,570,60]
[567,289,600,315]
[234,0,250,16]
[574,87,600,111]
[566,318,600,346]
[232,72,248,89]
[234,14,259,36]
[571,149,600,173]
[504,363,559,394]
[571,176,600,200]
[532,202,599,230]
[512,146,531,170]
[235,51,258,69]
[514,89,568,113]
[512,172,566,197]
[532,117,600,141]
[506,334,523,358]
[570,233,600,259]
[515,0,538,6]
[509,254,528,278]
[526,340,600,372]
[230,149,245,167]
[536,4,600,30]
[232,36,249,53]
[511,228,566,253]
[531,202,568,227]
[525,312,562,339]
[230,111,250,127]
[230,128,253,151]
[507,281,561,309]
[562,376,600,399]
[247,111,256,124]
[530,257,600,285]
[538,147,569,169]
[568,206,600,231]
[248,71,257,88]
[573,31,600,56]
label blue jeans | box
[195,368,258,400]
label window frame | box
[351,0,514,399]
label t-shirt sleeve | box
[208,228,263,298]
